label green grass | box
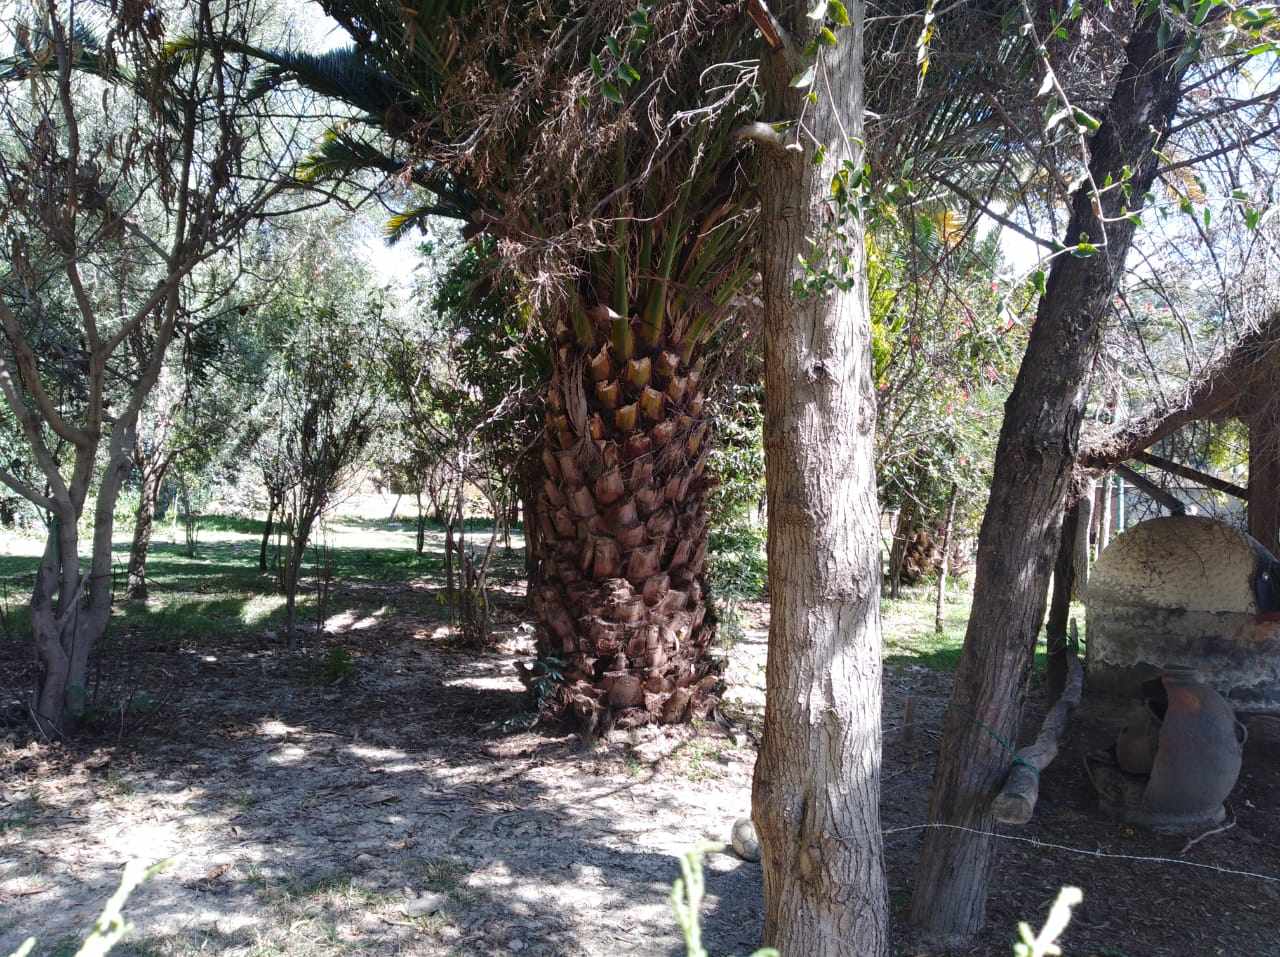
[0,512,511,652]
[881,581,1086,680]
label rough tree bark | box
[1247,403,1280,554]
[750,3,887,954]
[125,452,173,601]
[910,17,1192,944]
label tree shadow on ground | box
[0,578,763,957]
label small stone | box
[508,940,526,953]
[402,892,446,917]
[730,817,760,862]
[355,853,375,867]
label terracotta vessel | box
[1141,667,1245,830]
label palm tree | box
[242,1,1069,730]
[247,1,758,728]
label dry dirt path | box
[4,587,1280,956]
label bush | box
[708,522,767,602]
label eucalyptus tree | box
[0,0,307,736]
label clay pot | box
[1115,702,1160,775]
[1142,667,1245,829]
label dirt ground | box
[3,569,1280,956]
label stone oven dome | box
[1088,515,1277,614]
[1085,515,1280,711]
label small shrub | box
[318,645,356,685]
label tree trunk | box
[887,503,913,599]
[751,4,887,954]
[126,456,170,601]
[259,494,277,572]
[910,18,1192,945]
[935,486,958,635]
[1046,498,1079,700]
[33,426,137,736]
[529,309,719,730]
[1248,406,1280,554]
[1072,476,1094,600]
[415,490,427,555]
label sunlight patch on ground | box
[442,674,522,692]
[323,607,387,632]
[258,719,303,738]
[241,594,286,625]
[344,744,406,762]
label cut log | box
[993,632,1084,825]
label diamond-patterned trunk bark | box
[530,306,720,729]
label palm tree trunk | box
[530,301,718,730]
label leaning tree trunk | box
[529,296,718,731]
[750,3,887,954]
[910,18,1193,945]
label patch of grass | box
[414,856,470,894]
[882,584,1086,678]
[675,733,732,783]
[47,935,85,957]
[0,795,42,834]
[197,514,269,535]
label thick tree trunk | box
[529,310,718,730]
[910,19,1191,945]
[751,5,887,954]
[935,486,958,635]
[1248,406,1280,554]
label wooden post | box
[993,636,1084,825]
[1114,463,1186,515]
[1096,471,1112,556]
[1072,477,1094,601]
